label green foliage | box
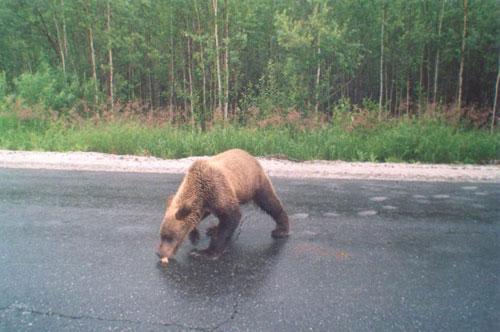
[246,60,298,114]
[271,0,361,111]
[13,64,79,112]
[0,0,499,163]
[331,98,353,117]
[0,0,498,119]
[1,112,498,164]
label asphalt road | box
[0,168,499,331]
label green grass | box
[0,112,499,164]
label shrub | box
[13,63,79,112]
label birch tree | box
[223,0,230,120]
[492,53,500,133]
[212,0,223,115]
[433,0,445,104]
[456,0,467,113]
[106,0,114,108]
[378,2,386,118]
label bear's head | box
[156,196,195,265]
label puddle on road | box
[461,186,478,191]
[357,210,377,217]
[291,213,309,220]
[432,194,450,199]
[370,196,388,202]
[416,199,430,204]
[301,230,318,237]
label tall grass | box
[0,111,498,164]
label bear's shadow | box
[156,236,288,299]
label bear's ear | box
[175,203,192,220]
[166,195,174,208]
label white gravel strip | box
[0,149,499,182]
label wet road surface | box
[0,168,499,331]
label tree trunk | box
[187,33,195,128]
[315,32,321,114]
[406,75,410,116]
[223,0,229,120]
[148,71,153,110]
[88,26,98,105]
[200,43,207,118]
[492,53,500,134]
[194,2,207,123]
[418,50,424,115]
[83,0,98,105]
[107,0,114,108]
[456,0,467,113]
[232,69,238,115]
[378,4,385,118]
[385,63,389,108]
[389,78,394,114]
[395,86,399,116]
[426,46,431,105]
[53,11,65,74]
[34,9,60,62]
[169,3,175,122]
[212,0,223,114]
[433,0,445,104]
[61,0,68,67]
[182,62,188,116]
[128,64,133,100]
[211,79,216,117]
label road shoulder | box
[0,149,498,182]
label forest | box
[0,0,499,163]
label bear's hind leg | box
[254,176,290,238]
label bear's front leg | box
[192,206,241,258]
[189,227,200,245]
[206,225,218,237]
[210,207,241,251]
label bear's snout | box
[156,241,175,260]
[156,243,166,258]
[156,243,167,258]
[156,243,173,267]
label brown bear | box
[156,149,289,266]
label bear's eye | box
[161,234,175,243]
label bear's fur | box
[156,149,289,263]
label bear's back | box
[208,149,264,202]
